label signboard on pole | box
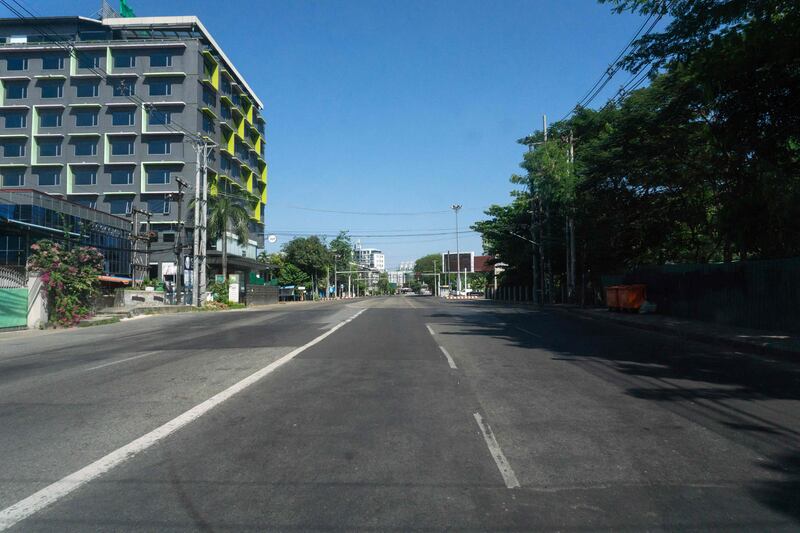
[441,252,475,273]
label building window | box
[150,51,173,67]
[146,167,171,184]
[110,168,134,185]
[110,137,135,156]
[76,81,99,98]
[73,168,97,186]
[37,168,60,186]
[72,197,96,209]
[202,87,216,107]
[147,138,171,155]
[2,140,25,157]
[1,169,24,187]
[75,109,98,127]
[38,139,62,157]
[221,77,231,95]
[162,232,175,243]
[74,139,97,156]
[111,108,135,126]
[78,53,101,69]
[7,57,27,71]
[202,113,215,134]
[42,55,64,70]
[221,104,231,121]
[147,196,170,215]
[4,111,26,128]
[148,80,172,96]
[40,80,64,99]
[39,110,62,128]
[109,198,132,216]
[5,82,28,99]
[112,79,135,96]
[113,53,135,68]
[148,109,172,125]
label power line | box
[559,3,669,122]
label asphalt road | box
[1,296,799,531]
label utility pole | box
[451,204,462,294]
[131,208,152,286]
[171,177,188,305]
[568,129,576,303]
[192,143,201,306]
[199,143,210,303]
[433,259,438,296]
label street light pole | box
[451,204,462,294]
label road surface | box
[1,296,798,531]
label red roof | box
[473,255,494,273]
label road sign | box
[267,234,277,244]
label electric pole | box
[451,204,462,294]
[171,177,188,304]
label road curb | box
[550,306,799,358]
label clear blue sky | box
[10,0,651,269]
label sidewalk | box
[558,305,800,357]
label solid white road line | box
[0,308,368,532]
[425,324,435,336]
[515,326,541,338]
[473,412,520,489]
[86,351,160,371]
[439,346,457,369]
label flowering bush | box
[27,240,104,327]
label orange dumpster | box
[606,286,621,310]
[619,284,647,311]
[606,284,647,311]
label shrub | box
[27,240,104,327]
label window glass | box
[148,80,172,96]
[76,81,99,98]
[4,112,26,128]
[112,79,135,96]
[40,80,63,98]
[42,55,64,70]
[202,114,215,134]
[5,82,27,99]
[162,232,175,242]
[221,104,231,120]
[78,54,100,69]
[75,109,98,127]
[73,169,97,185]
[147,167,171,184]
[37,169,60,186]
[2,169,24,187]
[113,53,135,68]
[110,168,134,185]
[72,197,96,209]
[7,57,27,70]
[74,139,97,156]
[38,140,61,157]
[109,198,132,215]
[111,109,135,126]
[202,87,216,107]
[148,138,171,155]
[150,51,172,67]
[147,197,170,215]
[110,138,135,156]
[39,111,62,128]
[149,109,172,125]
[2,141,25,157]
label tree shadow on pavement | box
[749,450,800,522]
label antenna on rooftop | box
[95,0,119,20]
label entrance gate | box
[0,266,27,329]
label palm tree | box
[192,189,253,280]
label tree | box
[278,263,310,287]
[377,272,390,295]
[191,191,251,281]
[283,236,330,294]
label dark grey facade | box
[0,16,267,278]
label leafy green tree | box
[377,272,390,295]
[278,263,310,287]
[283,236,330,294]
[191,191,252,281]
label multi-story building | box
[354,246,385,271]
[0,15,267,280]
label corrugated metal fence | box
[620,257,800,333]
